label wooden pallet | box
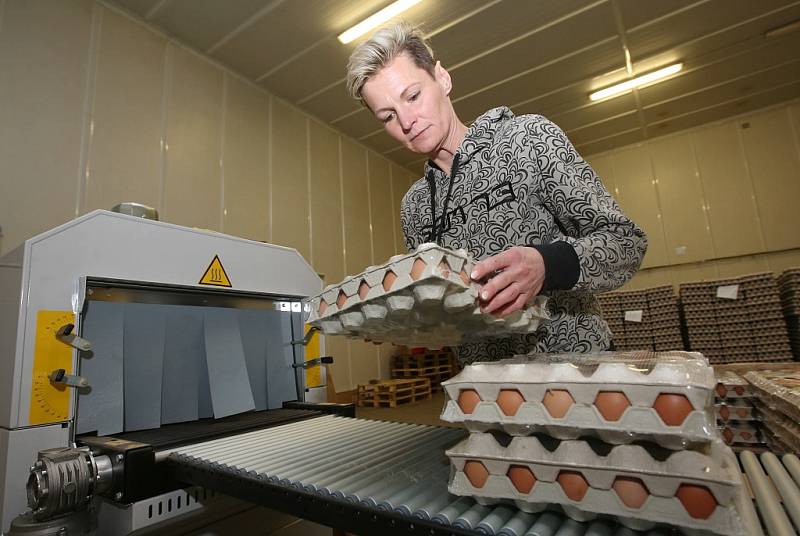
[357,378,432,408]
[391,349,454,369]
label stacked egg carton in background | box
[714,370,767,450]
[679,273,793,364]
[778,267,800,359]
[439,352,761,535]
[743,365,800,454]
[596,286,684,352]
[305,243,549,348]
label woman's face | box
[361,53,453,155]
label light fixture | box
[337,0,423,44]
[589,63,683,102]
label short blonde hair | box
[345,21,435,103]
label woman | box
[346,23,647,363]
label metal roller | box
[761,452,800,530]
[740,450,795,536]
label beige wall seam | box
[76,3,103,217]
[158,43,172,219]
[219,73,228,233]
[736,117,769,254]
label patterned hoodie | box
[400,107,647,364]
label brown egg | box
[336,290,347,308]
[715,383,728,398]
[736,407,749,419]
[411,259,427,280]
[557,471,589,502]
[457,389,481,414]
[652,393,694,426]
[740,431,752,440]
[718,405,730,421]
[676,484,717,519]
[507,465,536,494]
[358,280,370,299]
[613,477,649,509]
[722,428,734,444]
[382,270,398,291]
[594,391,631,422]
[318,299,328,315]
[543,389,575,419]
[497,389,525,416]
[733,386,745,396]
[437,260,451,278]
[463,460,489,488]
[459,269,471,285]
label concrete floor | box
[354,391,458,428]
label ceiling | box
[107,0,800,169]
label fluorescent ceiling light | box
[589,63,683,102]
[338,0,423,44]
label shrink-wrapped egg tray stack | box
[743,364,800,454]
[305,243,550,348]
[714,370,768,451]
[679,273,793,364]
[778,267,800,359]
[596,286,684,352]
[440,351,760,535]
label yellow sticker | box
[199,255,232,287]
[304,325,322,389]
[30,310,74,425]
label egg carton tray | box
[743,367,800,423]
[718,421,762,445]
[750,399,800,453]
[304,243,550,347]
[715,401,757,422]
[446,433,750,535]
[713,371,753,399]
[440,351,716,449]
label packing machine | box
[0,210,337,534]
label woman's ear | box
[435,61,452,96]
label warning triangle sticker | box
[199,255,232,287]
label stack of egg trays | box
[745,367,800,453]
[440,351,760,535]
[446,433,756,535]
[778,268,800,359]
[713,370,766,449]
[304,243,550,347]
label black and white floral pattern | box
[400,107,647,365]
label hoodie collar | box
[424,106,514,176]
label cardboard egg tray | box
[744,367,800,423]
[446,433,750,535]
[304,243,550,347]
[598,286,684,352]
[718,421,762,445]
[715,401,758,422]
[749,399,800,453]
[714,371,753,400]
[440,351,717,449]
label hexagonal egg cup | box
[305,243,550,347]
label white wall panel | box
[222,74,269,241]
[0,0,93,255]
[368,155,396,264]
[309,120,344,283]
[85,7,164,213]
[163,45,223,231]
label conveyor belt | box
[165,415,798,535]
[99,408,321,449]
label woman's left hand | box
[470,246,546,317]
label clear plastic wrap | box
[440,351,717,449]
[304,243,549,347]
